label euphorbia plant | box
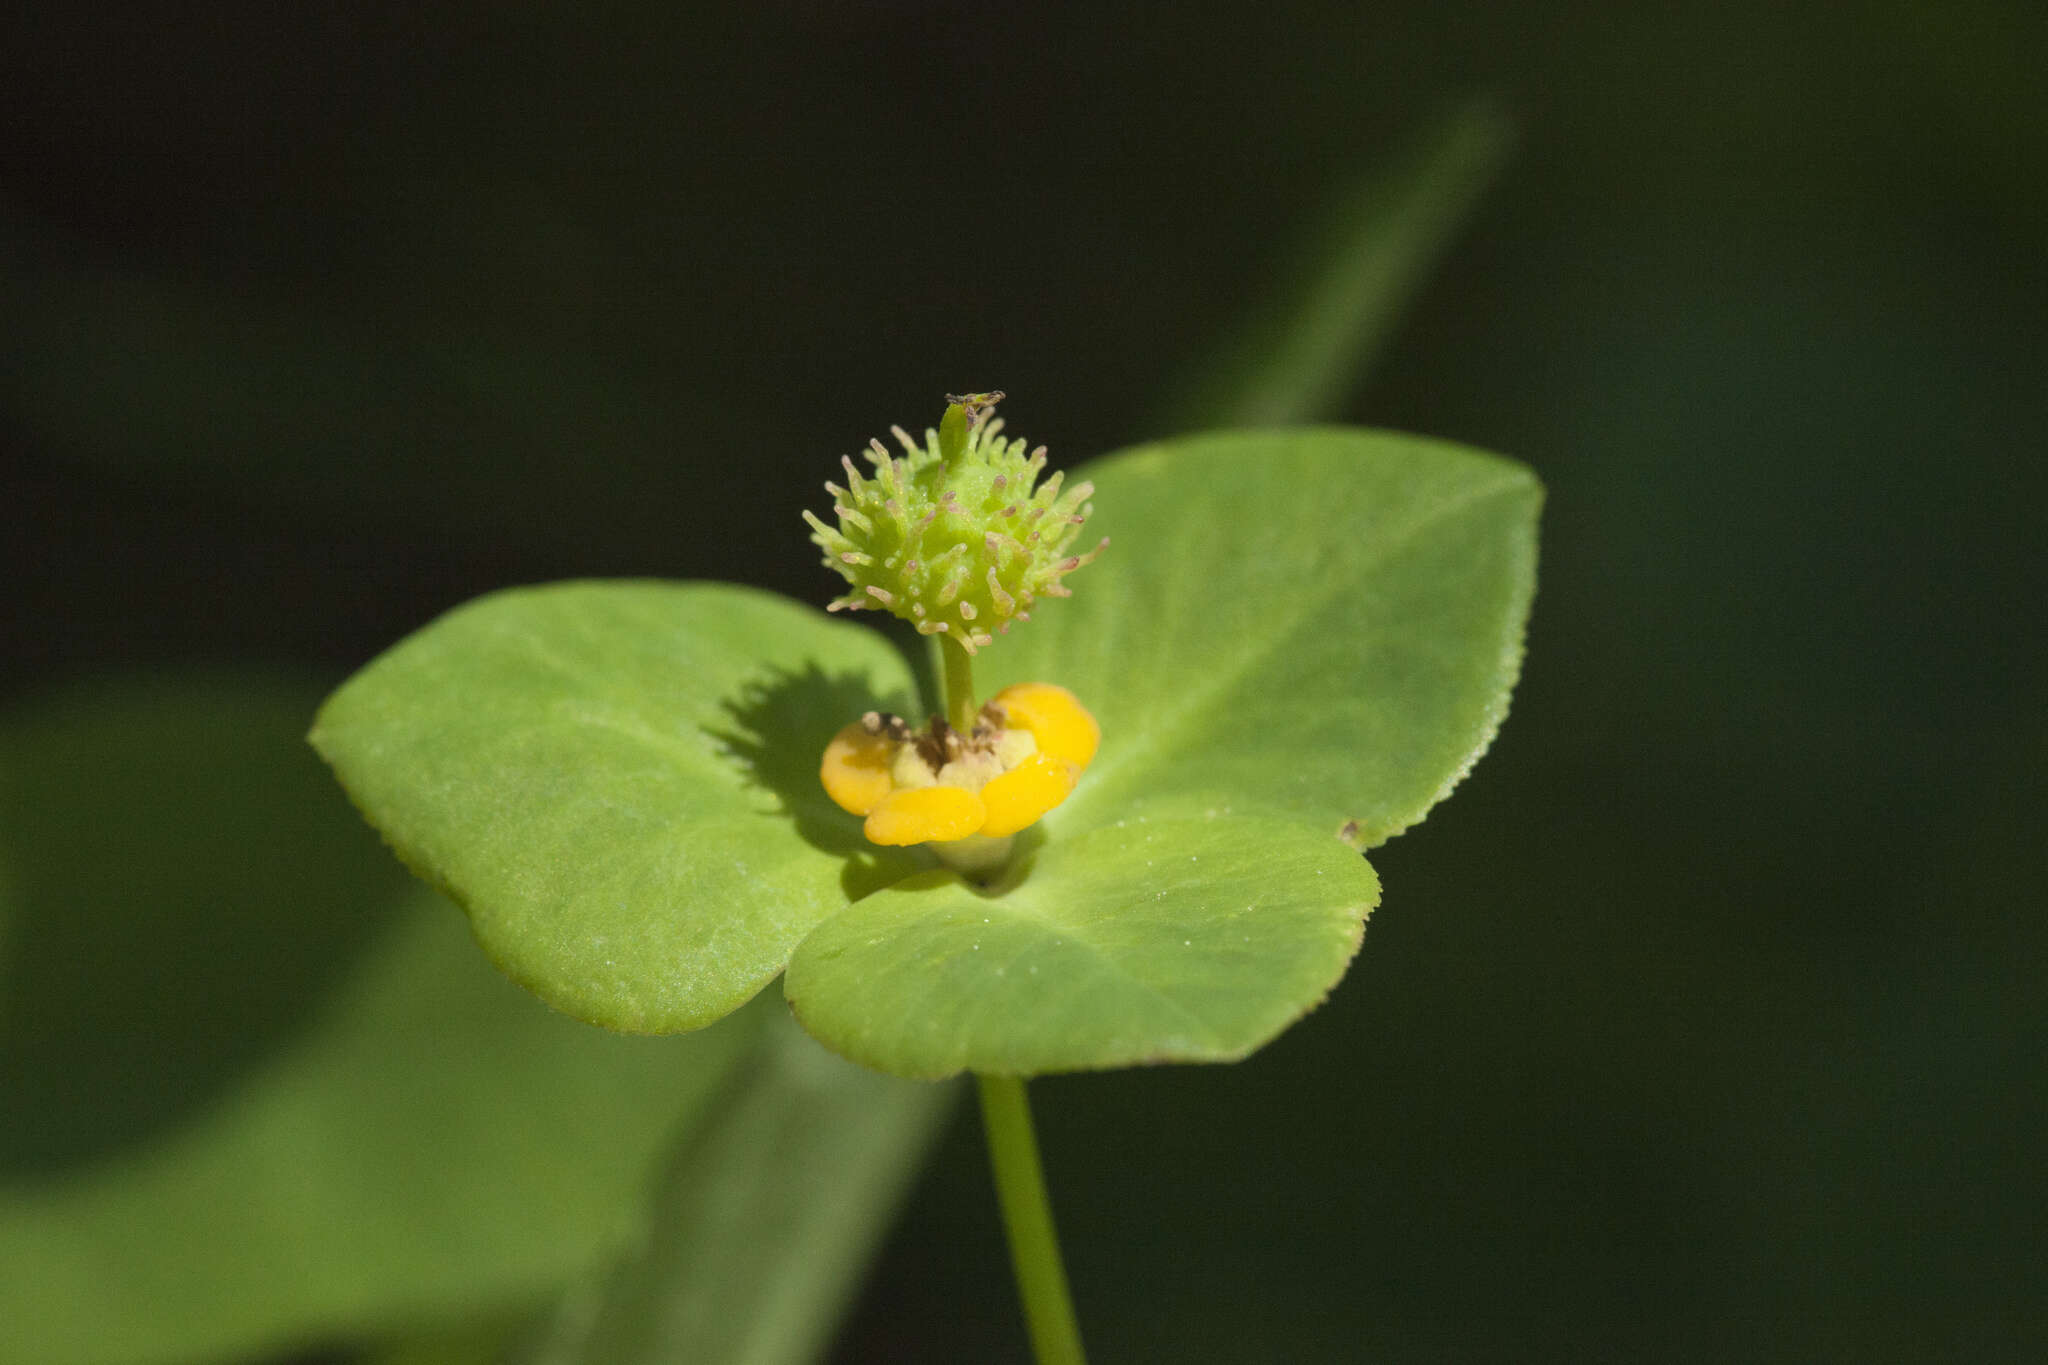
[311,391,1539,1363]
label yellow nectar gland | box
[819,683,1098,850]
[802,398,1106,655]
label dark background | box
[5,1,2043,1360]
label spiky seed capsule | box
[803,395,1107,653]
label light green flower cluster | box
[803,394,1106,653]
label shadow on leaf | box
[709,661,925,902]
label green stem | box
[977,1074,1088,1365]
[940,638,979,733]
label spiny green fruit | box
[804,394,1106,653]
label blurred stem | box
[978,1074,1087,1365]
[1147,98,1513,435]
[941,638,979,733]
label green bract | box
[312,427,1540,1078]
[800,400,1105,653]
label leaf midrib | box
[912,819,1371,1069]
[973,891,1238,1059]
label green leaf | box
[1152,101,1513,432]
[787,816,1376,1077]
[312,430,1535,1074]
[0,676,759,1365]
[515,1011,954,1365]
[311,582,921,1034]
[789,427,1537,1075]
[990,427,1541,848]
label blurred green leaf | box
[0,895,762,1365]
[515,1010,953,1365]
[311,584,924,1035]
[1152,101,1512,432]
[358,1320,525,1365]
[0,674,412,1173]
[0,676,762,1365]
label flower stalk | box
[941,637,980,735]
[978,1074,1088,1365]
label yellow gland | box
[819,722,896,816]
[864,786,984,845]
[977,752,1075,837]
[988,682,1099,774]
[817,685,1098,847]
